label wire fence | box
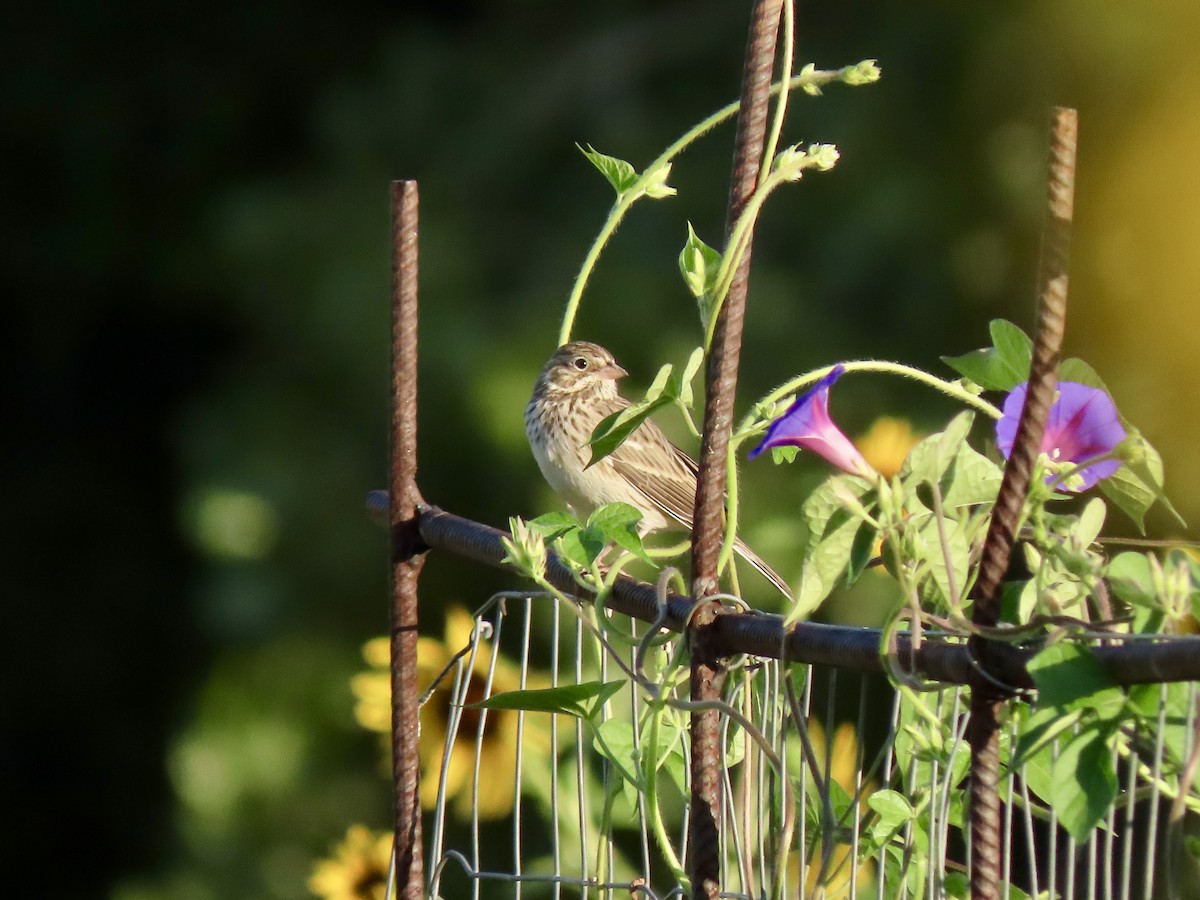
[413,591,1200,899]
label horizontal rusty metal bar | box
[415,506,1200,688]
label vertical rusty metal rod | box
[966,107,1076,900]
[390,179,426,898]
[688,2,783,897]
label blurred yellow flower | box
[350,637,391,734]
[350,606,532,820]
[796,720,877,899]
[856,417,921,479]
[308,824,391,900]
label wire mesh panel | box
[418,593,1200,899]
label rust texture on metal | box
[416,506,1200,684]
[390,179,426,898]
[967,107,1077,900]
[687,2,784,897]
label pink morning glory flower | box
[749,364,876,478]
[995,381,1126,491]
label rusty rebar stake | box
[687,2,783,897]
[390,180,426,898]
[966,108,1076,900]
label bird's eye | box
[573,357,588,370]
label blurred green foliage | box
[5,0,1199,897]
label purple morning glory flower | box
[995,381,1127,491]
[749,364,876,478]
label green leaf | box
[941,444,1003,510]
[943,872,970,900]
[989,319,1034,385]
[1059,357,1109,391]
[592,718,642,787]
[577,144,638,194]
[526,511,578,539]
[1026,643,1125,720]
[587,392,676,467]
[1129,681,1194,767]
[475,680,624,719]
[1186,835,1200,862]
[678,222,722,302]
[866,789,914,848]
[788,475,875,625]
[1020,747,1056,810]
[847,521,878,586]
[1074,497,1107,548]
[1100,468,1154,533]
[914,516,970,607]
[941,319,1032,391]
[1101,432,1185,530]
[902,411,973,486]
[1125,434,1185,525]
[1050,728,1118,841]
[587,502,652,564]
[1013,704,1085,773]
[1107,552,1157,608]
[556,527,607,567]
[640,161,676,199]
[677,346,705,409]
[770,445,800,464]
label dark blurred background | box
[5,1,1198,897]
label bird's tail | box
[732,538,792,599]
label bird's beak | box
[597,363,627,381]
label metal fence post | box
[688,2,783,897]
[966,107,1076,900]
[390,179,427,898]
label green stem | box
[758,0,794,188]
[718,441,741,579]
[703,165,792,351]
[643,695,690,890]
[738,360,1003,438]
[558,194,637,346]
[558,62,876,345]
[1048,449,1122,491]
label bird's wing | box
[608,413,793,597]
[608,418,699,528]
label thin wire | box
[876,692,901,900]
[470,609,505,900]
[850,674,868,900]
[926,690,942,900]
[819,666,839,894]
[1086,814,1098,900]
[628,616,655,889]
[937,689,968,887]
[1018,775,1040,899]
[428,647,474,899]
[797,665,814,897]
[1063,733,1077,900]
[772,660,789,898]
[718,678,745,895]
[752,664,766,893]
[1102,736,1117,900]
[598,614,614,898]
[575,614,590,899]
[902,730,919,900]
[513,600,532,900]
[1141,684,1170,900]
[1118,733,1137,900]
[1048,735,1060,896]
[1003,713,1016,900]
[550,600,563,900]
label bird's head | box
[537,341,628,397]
